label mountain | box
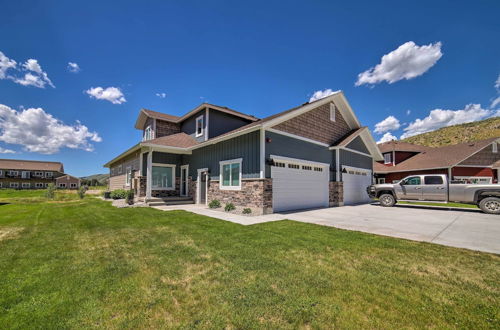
[80,173,109,185]
[402,117,500,147]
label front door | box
[180,165,188,196]
[398,176,423,200]
[199,171,207,204]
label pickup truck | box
[367,174,500,214]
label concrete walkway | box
[152,204,500,254]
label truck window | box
[403,176,421,185]
[424,176,443,185]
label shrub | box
[103,191,111,199]
[242,208,252,214]
[77,186,86,199]
[125,190,134,205]
[45,183,55,199]
[224,203,235,212]
[110,189,127,200]
[208,199,221,209]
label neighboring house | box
[0,159,73,189]
[374,138,500,184]
[104,92,383,214]
[55,174,81,189]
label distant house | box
[0,159,80,189]
[55,174,81,189]
[374,138,500,184]
[104,92,383,214]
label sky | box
[0,0,499,177]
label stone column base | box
[329,181,343,207]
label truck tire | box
[479,197,500,215]
[379,193,396,207]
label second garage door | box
[342,166,373,205]
[271,157,329,212]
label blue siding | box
[346,136,370,154]
[339,149,373,181]
[208,109,253,139]
[188,130,260,180]
[265,131,335,181]
[152,152,182,175]
[180,110,206,143]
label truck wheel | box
[379,194,396,207]
[479,197,500,215]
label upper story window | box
[329,103,336,122]
[383,153,392,164]
[45,172,53,178]
[493,142,498,153]
[144,125,154,141]
[8,170,19,177]
[220,158,242,190]
[196,115,204,137]
[22,171,30,179]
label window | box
[34,171,43,177]
[125,167,132,186]
[0,170,3,176]
[493,142,498,153]
[44,183,49,188]
[144,125,153,141]
[195,115,204,137]
[58,183,67,188]
[424,176,444,185]
[274,162,286,168]
[35,183,44,188]
[8,170,18,177]
[314,167,323,172]
[22,183,30,189]
[220,158,242,190]
[288,164,300,169]
[302,165,312,170]
[70,183,77,188]
[10,182,19,188]
[118,165,122,174]
[0,182,2,188]
[45,172,53,178]
[22,171,30,179]
[329,102,336,122]
[377,178,386,184]
[383,153,392,164]
[152,164,175,190]
[402,176,421,185]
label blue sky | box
[0,0,499,176]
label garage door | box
[271,156,329,212]
[342,166,373,205]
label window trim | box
[0,170,2,177]
[329,102,336,122]
[22,171,30,179]
[58,183,67,188]
[493,142,498,154]
[219,158,242,191]
[10,182,19,188]
[35,183,44,188]
[34,171,43,177]
[45,172,53,178]
[125,166,132,187]
[195,115,204,137]
[22,182,30,188]
[383,153,392,164]
[144,125,154,141]
[151,163,176,191]
[70,183,77,188]
[9,170,18,176]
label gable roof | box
[0,159,64,172]
[375,137,500,173]
[55,174,81,182]
[135,103,259,129]
[378,141,434,153]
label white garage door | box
[271,156,329,212]
[342,166,373,205]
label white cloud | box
[377,132,398,144]
[0,51,55,88]
[491,74,500,109]
[156,92,166,98]
[67,62,80,73]
[406,109,411,115]
[374,115,401,134]
[356,41,443,86]
[0,51,17,79]
[0,146,16,154]
[491,96,500,109]
[0,104,101,154]
[401,104,497,139]
[86,86,126,104]
[309,89,338,102]
[495,74,500,91]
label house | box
[374,138,500,184]
[55,174,81,189]
[0,159,75,189]
[104,91,383,214]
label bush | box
[77,186,86,199]
[103,191,111,199]
[224,203,235,212]
[125,190,134,205]
[45,183,55,199]
[242,208,252,214]
[110,189,127,200]
[208,199,221,209]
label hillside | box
[80,173,109,185]
[402,117,500,147]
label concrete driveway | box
[284,204,500,254]
[153,203,500,254]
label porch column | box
[146,150,152,200]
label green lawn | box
[0,192,499,328]
[398,201,479,209]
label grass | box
[398,201,479,209]
[0,191,499,328]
